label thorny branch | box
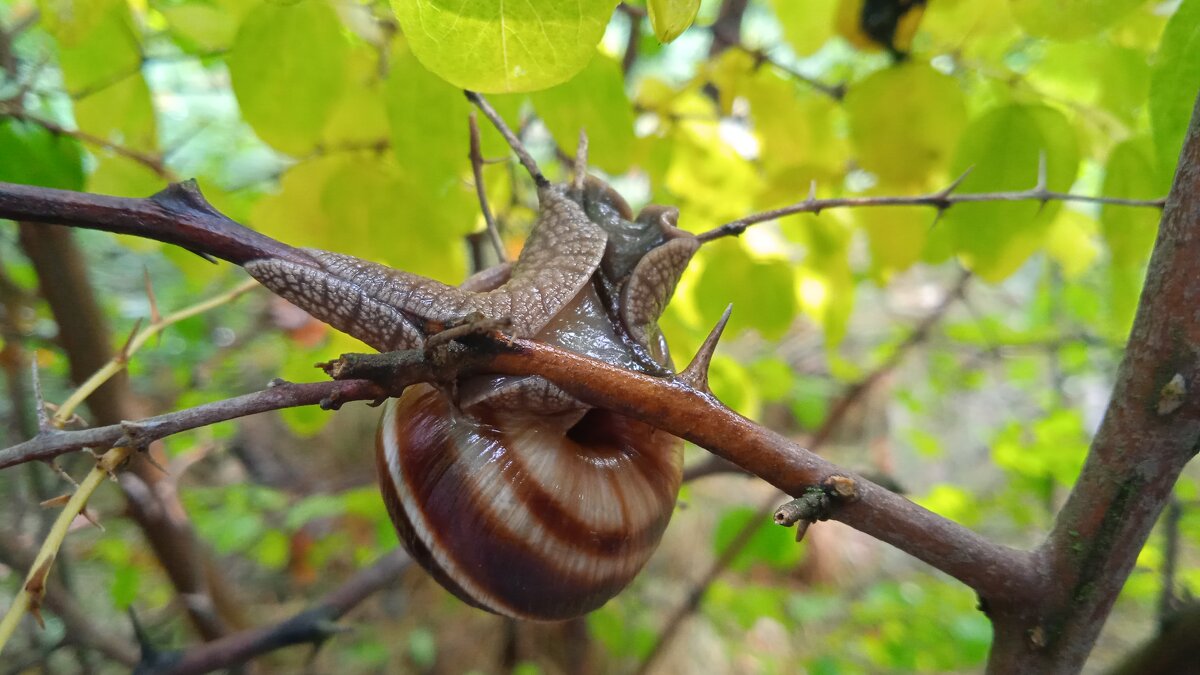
[143,549,412,675]
[700,157,1167,243]
[0,379,385,470]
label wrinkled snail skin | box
[376,386,683,621]
[247,175,698,620]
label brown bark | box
[989,93,1200,672]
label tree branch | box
[699,166,1167,243]
[148,549,411,675]
[990,91,1200,673]
[0,379,385,469]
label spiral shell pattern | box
[376,384,683,621]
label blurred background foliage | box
[0,0,1198,672]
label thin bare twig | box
[464,91,547,188]
[468,112,507,263]
[148,549,411,675]
[0,109,173,180]
[0,379,384,470]
[699,169,1167,243]
[731,43,846,101]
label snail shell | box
[246,174,696,620]
[376,385,682,621]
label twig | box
[464,91,548,188]
[52,278,259,427]
[698,169,1168,243]
[148,550,411,675]
[0,279,266,658]
[468,112,507,263]
[0,446,132,653]
[0,109,173,180]
[0,379,384,470]
[732,43,846,101]
[618,3,644,74]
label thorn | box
[30,358,51,432]
[117,420,152,452]
[45,460,79,487]
[679,305,733,391]
[45,402,86,429]
[928,208,945,231]
[806,180,817,204]
[40,493,72,509]
[24,558,52,629]
[118,318,144,363]
[138,452,170,476]
[80,508,105,531]
[186,248,219,264]
[1034,151,1048,192]
[143,268,162,326]
[938,166,974,198]
[573,129,589,194]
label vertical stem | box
[993,92,1200,673]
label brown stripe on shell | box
[374,419,490,614]
[377,385,683,621]
[482,407,681,556]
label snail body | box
[246,176,698,620]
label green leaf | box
[693,240,796,341]
[942,104,1080,282]
[770,0,837,56]
[161,0,256,52]
[787,215,853,346]
[384,48,521,192]
[75,74,158,151]
[915,485,980,527]
[844,62,967,187]
[647,0,701,43]
[322,47,392,148]
[1044,210,1100,281]
[40,0,158,151]
[1150,0,1200,183]
[40,0,141,93]
[390,0,614,93]
[711,50,844,176]
[855,200,931,280]
[530,55,635,174]
[1026,42,1150,127]
[1008,0,1148,41]
[1101,137,1161,267]
[664,123,761,230]
[0,119,84,190]
[1102,137,1161,334]
[109,564,140,610]
[229,0,347,155]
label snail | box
[3,107,701,620]
[245,174,700,620]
